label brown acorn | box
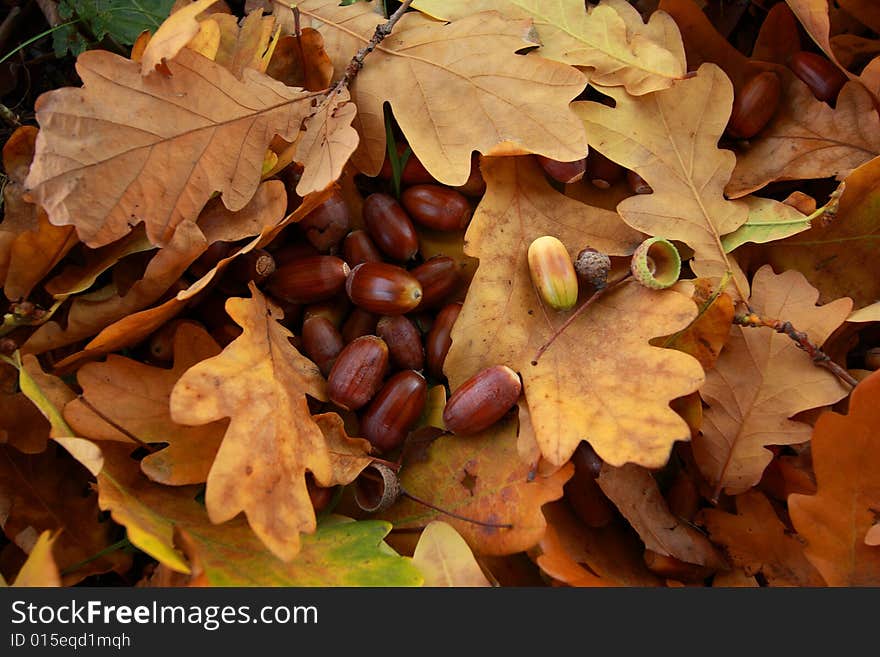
[377,315,425,371]
[626,170,652,195]
[564,442,615,528]
[270,239,321,268]
[360,370,427,452]
[345,262,423,315]
[303,297,351,328]
[363,193,420,261]
[378,143,437,185]
[301,315,344,377]
[585,150,624,189]
[342,230,384,268]
[265,255,350,304]
[442,365,522,435]
[327,335,389,411]
[298,189,351,251]
[536,155,587,184]
[410,255,459,309]
[400,185,472,231]
[788,51,848,104]
[228,248,276,285]
[426,302,461,380]
[727,71,782,139]
[341,308,378,344]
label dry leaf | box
[838,0,880,34]
[294,89,359,196]
[412,0,686,95]
[296,0,588,184]
[789,369,880,586]
[265,29,334,91]
[698,490,825,586]
[10,531,61,587]
[865,524,880,547]
[596,463,728,570]
[785,0,857,81]
[695,266,851,497]
[412,521,493,587]
[445,156,701,468]
[574,64,750,296]
[141,0,221,75]
[26,48,316,247]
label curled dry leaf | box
[10,531,61,587]
[695,266,851,498]
[789,369,880,586]
[26,48,317,248]
[574,64,750,297]
[266,29,334,92]
[412,0,686,95]
[445,156,701,469]
[722,197,812,253]
[296,0,588,184]
[785,0,857,82]
[412,521,493,587]
[698,490,825,586]
[294,89,359,197]
[141,0,221,75]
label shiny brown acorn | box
[228,248,276,285]
[426,301,461,380]
[410,255,459,309]
[442,365,522,435]
[378,143,437,184]
[377,315,425,371]
[298,190,351,251]
[788,51,848,103]
[341,308,378,344]
[345,262,423,315]
[536,155,587,184]
[727,71,782,139]
[564,443,615,528]
[363,193,420,261]
[301,315,344,377]
[327,335,389,411]
[342,230,384,268]
[360,370,427,452]
[265,255,350,304]
[400,185,472,231]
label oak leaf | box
[694,266,851,498]
[265,29,334,92]
[7,531,61,587]
[445,156,702,469]
[294,89,359,197]
[698,490,825,586]
[296,0,588,184]
[141,0,221,75]
[789,369,880,586]
[721,197,812,253]
[381,414,572,556]
[837,0,880,34]
[64,323,226,485]
[574,64,750,296]
[411,0,686,95]
[412,521,493,587]
[25,47,316,247]
[785,0,858,82]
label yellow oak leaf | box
[695,266,852,498]
[412,521,493,587]
[9,531,61,587]
[444,156,703,468]
[141,0,221,75]
[296,0,588,184]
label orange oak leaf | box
[169,285,350,560]
[596,463,728,571]
[63,323,226,485]
[789,369,880,586]
[141,0,222,75]
[296,0,588,184]
[698,490,825,586]
[381,414,573,556]
[574,63,750,297]
[25,47,317,247]
[445,156,702,469]
[411,0,686,95]
[265,29,334,92]
[694,266,851,498]
[294,89,359,197]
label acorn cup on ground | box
[442,365,522,435]
[630,237,681,290]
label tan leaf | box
[412,0,685,95]
[695,266,851,498]
[169,285,337,560]
[294,89,359,196]
[446,156,701,469]
[574,63,750,297]
[412,521,493,587]
[26,48,316,247]
[596,463,728,570]
[866,524,880,547]
[265,29,334,91]
[297,0,588,184]
[785,0,857,81]
[698,490,825,586]
[789,369,880,586]
[141,0,221,75]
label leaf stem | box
[400,489,513,529]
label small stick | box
[734,312,858,388]
[400,489,513,530]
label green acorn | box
[527,235,579,311]
[630,237,681,289]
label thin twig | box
[734,312,858,388]
[532,274,633,365]
[75,396,157,451]
[400,489,513,529]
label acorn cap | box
[630,237,681,289]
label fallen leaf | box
[721,197,812,253]
[9,531,61,587]
[170,285,342,560]
[297,0,588,184]
[64,323,226,485]
[838,0,880,34]
[26,48,316,247]
[381,414,573,556]
[695,266,851,497]
[445,155,702,469]
[141,0,221,75]
[712,569,759,587]
[186,16,221,61]
[412,521,493,587]
[596,463,728,570]
[785,0,857,81]
[412,0,686,95]
[789,369,880,586]
[574,63,750,296]
[698,489,825,586]
[0,391,50,454]
[866,524,880,546]
[294,89,359,196]
[265,29,334,91]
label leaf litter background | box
[1,0,880,587]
